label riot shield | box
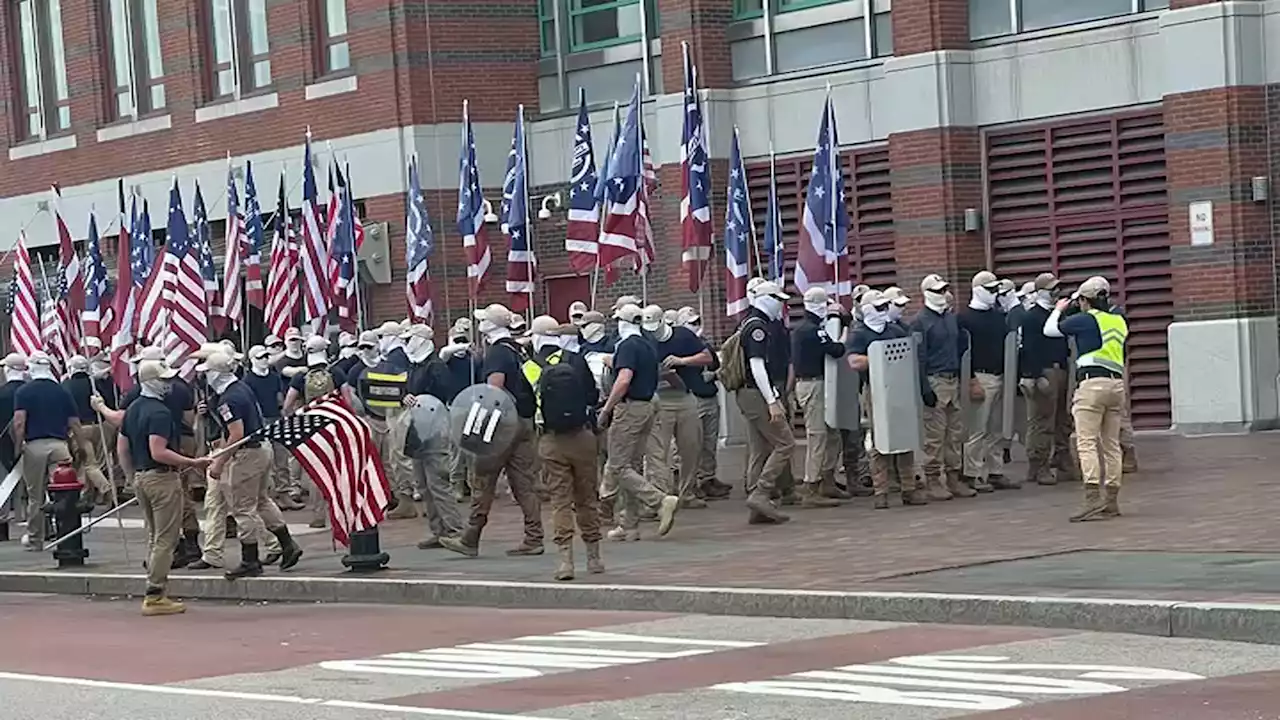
[869,337,922,454]
[824,316,860,431]
[449,383,520,466]
[1001,331,1019,439]
[1067,338,1079,399]
[404,394,451,459]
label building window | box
[106,0,165,120]
[733,0,764,20]
[317,0,349,74]
[539,0,556,56]
[778,0,845,11]
[568,0,643,51]
[207,0,271,100]
[971,0,1168,40]
[13,0,70,139]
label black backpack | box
[537,352,588,432]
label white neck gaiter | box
[998,293,1019,312]
[5,369,26,383]
[559,336,580,353]
[1036,290,1055,310]
[617,321,642,340]
[887,305,904,323]
[339,347,357,360]
[582,323,605,344]
[360,349,380,367]
[751,296,784,321]
[206,372,236,394]
[284,343,303,359]
[30,365,54,381]
[141,379,169,399]
[803,301,826,317]
[861,305,888,333]
[482,326,512,343]
[533,335,558,353]
[969,286,996,311]
[924,291,950,313]
[405,337,434,363]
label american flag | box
[265,173,300,340]
[794,96,849,297]
[504,106,535,310]
[598,79,646,274]
[764,160,786,283]
[161,179,208,378]
[405,155,435,321]
[299,132,331,327]
[41,297,61,371]
[255,391,390,547]
[9,232,41,356]
[52,187,83,363]
[82,210,114,344]
[111,191,149,389]
[222,162,245,329]
[680,43,712,293]
[564,89,599,274]
[724,128,753,318]
[636,118,658,274]
[136,199,171,344]
[331,163,359,329]
[243,160,266,309]
[193,181,224,334]
[457,100,490,297]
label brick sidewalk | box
[2,433,1278,603]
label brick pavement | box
[1,433,1277,602]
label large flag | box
[764,161,785,283]
[724,128,752,318]
[9,232,40,356]
[243,160,265,309]
[457,100,490,297]
[111,191,150,389]
[265,174,300,340]
[680,43,712,292]
[52,187,83,362]
[193,181,224,333]
[405,156,435,321]
[161,180,207,378]
[299,132,331,326]
[504,106,535,310]
[598,80,645,273]
[221,162,245,329]
[136,199,170,343]
[256,391,391,547]
[564,89,599,274]
[794,96,849,296]
[331,163,359,329]
[82,210,113,344]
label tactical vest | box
[1076,309,1128,374]
[360,364,408,417]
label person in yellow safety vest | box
[1042,276,1128,522]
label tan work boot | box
[1069,484,1108,522]
[800,483,841,508]
[385,493,419,519]
[746,490,789,523]
[1122,446,1139,474]
[820,476,851,500]
[141,595,186,617]
[925,476,953,502]
[946,474,977,498]
[902,490,930,506]
[585,541,605,574]
[607,525,640,542]
[554,545,574,581]
[1102,484,1122,517]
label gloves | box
[922,389,937,408]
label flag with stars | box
[265,173,300,340]
[724,128,753,318]
[680,43,712,293]
[160,179,208,379]
[51,186,82,365]
[457,100,491,297]
[222,162,245,329]
[598,79,645,274]
[193,180,224,334]
[136,198,171,345]
[795,96,848,296]
[331,163,360,330]
[764,166,785,284]
[255,391,391,547]
[243,160,266,308]
[82,209,114,345]
[300,132,331,326]
[564,89,600,274]
[111,190,149,389]
[9,232,40,357]
[405,156,435,322]
[504,106,535,311]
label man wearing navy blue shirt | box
[790,288,846,509]
[735,281,794,524]
[61,355,115,507]
[242,344,302,511]
[642,305,713,509]
[13,352,79,550]
[675,307,729,500]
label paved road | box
[3,594,1279,719]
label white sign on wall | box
[1189,201,1214,246]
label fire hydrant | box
[46,462,88,568]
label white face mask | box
[1036,289,1055,309]
[752,296,784,321]
[582,323,606,344]
[379,336,403,354]
[887,304,904,322]
[5,368,26,383]
[998,292,1019,312]
[205,370,236,394]
[405,337,434,362]
[861,305,888,333]
[91,362,110,379]
[141,378,171,399]
[359,348,380,366]
[970,286,997,311]
[532,334,559,353]
[803,300,827,317]
[617,320,642,340]
[339,346,357,360]
[251,358,270,376]
[924,290,950,313]
[29,364,55,380]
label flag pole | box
[767,140,778,281]
[519,105,535,319]
[346,159,365,332]
[233,154,249,352]
[825,86,843,300]
[740,127,762,283]
[635,75,647,306]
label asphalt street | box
[3,593,1279,720]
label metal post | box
[519,105,535,318]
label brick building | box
[0,0,1274,434]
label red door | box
[544,275,591,323]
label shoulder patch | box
[218,404,234,422]
[750,328,766,342]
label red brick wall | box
[1170,0,1221,7]
[658,0,734,91]
[891,0,970,55]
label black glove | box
[922,389,937,408]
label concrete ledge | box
[7,571,1275,643]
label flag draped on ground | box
[256,391,390,547]
[794,96,849,296]
[82,210,113,344]
[243,161,265,309]
[161,180,207,378]
[564,89,599,274]
[457,100,490,297]
[405,156,435,321]
[300,133,331,327]
[265,174,299,340]
[680,44,712,292]
[724,128,752,318]
[504,106,535,310]
[9,232,40,356]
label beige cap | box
[640,305,665,332]
[248,345,270,361]
[2,353,27,370]
[305,336,330,353]
[920,274,949,293]
[852,284,871,303]
[997,278,1016,294]
[663,309,679,326]
[803,287,829,305]
[1017,281,1036,298]
[860,289,889,307]
[473,303,514,328]
[614,303,644,324]
[376,320,403,337]
[568,301,589,321]
[884,286,910,306]
[67,355,89,373]
[137,360,178,382]
[612,295,641,311]
[264,334,283,347]
[84,336,102,349]
[196,352,235,373]
[1074,276,1111,299]
[401,324,434,340]
[580,310,606,326]
[972,270,999,288]
[746,277,766,293]
[337,331,357,348]
[130,345,166,363]
[529,315,561,336]
[675,306,700,326]
[749,280,789,300]
[284,327,302,341]
[357,330,379,347]
[509,314,527,332]
[1034,272,1060,291]
[452,317,472,332]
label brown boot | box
[1069,484,1108,522]
[873,494,889,510]
[746,490,789,523]
[946,474,977,498]
[820,476,851,500]
[902,490,929,506]
[989,474,1022,490]
[800,483,841,508]
[585,541,605,574]
[554,545,574,581]
[385,493,419,519]
[925,476,953,502]
[1122,446,1139,474]
[1102,484,1122,517]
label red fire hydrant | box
[46,462,88,568]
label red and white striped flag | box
[222,162,245,329]
[52,187,83,363]
[160,179,208,379]
[456,100,491,297]
[265,173,300,340]
[258,392,390,547]
[8,232,41,356]
[299,132,331,327]
[110,188,144,390]
[136,199,173,344]
[564,89,600,274]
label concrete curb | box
[1,570,1277,644]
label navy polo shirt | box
[613,334,658,402]
[740,310,789,387]
[655,326,707,392]
[214,380,265,438]
[15,378,77,441]
[122,397,178,471]
[242,369,285,419]
[481,340,536,419]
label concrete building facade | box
[0,0,1277,434]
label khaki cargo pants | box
[135,468,184,592]
[964,373,1005,480]
[21,438,73,543]
[645,389,702,500]
[735,387,795,498]
[540,427,602,547]
[795,378,839,488]
[862,386,918,496]
[1072,377,1126,488]
[467,417,544,547]
[600,400,667,531]
[227,444,286,544]
[1023,367,1074,479]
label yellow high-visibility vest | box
[1077,309,1128,374]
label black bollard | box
[341,526,390,573]
[46,463,89,568]
[0,519,9,542]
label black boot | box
[270,526,303,571]
[171,530,201,569]
[225,516,238,539]
[225,543,263,580]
